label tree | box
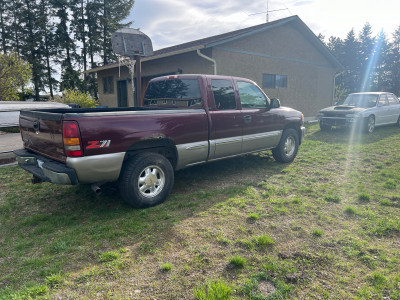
[0,0,12,53]
[100,0,134,64]
[387,26,400,95]
[18,0,47,101]
[0,52,31,101]
[373,31,390,91]
[339,29,361,93]
[358,23,376,91]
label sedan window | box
[387,95,400,105]
[343,94,378,108]
[378,95,389,106]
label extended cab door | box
[207,78,243,159]
[235,80,281,153]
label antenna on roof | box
[249,0,289,23]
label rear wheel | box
[320,123,331,131]
[272,129,299,163]
[119,152,174,208]
[365,115,375,133]
[396,115,400,127]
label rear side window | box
[144,79,202,108]
[237,81,268,108]
[387,94,399,105]
[211,79,236,110]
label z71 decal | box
[86,140,111,149]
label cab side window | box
[237,81,267,108]
[211,79,236,110]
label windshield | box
[342,94,378,108]
[143,78,202,108]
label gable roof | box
[86,15,343,73]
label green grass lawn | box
[0,123,399,299]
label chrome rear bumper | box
[14,149,78,185]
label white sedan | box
[317,92,400,133]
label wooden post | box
[134,54,142,106]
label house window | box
[103,76,114,94]
[262,74,287,88]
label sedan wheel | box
[366,115,375,133]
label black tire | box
[119,152,174,208]
[272,128,299,163]
[396,115,400,127]
[365,115,375,133]
[320,123,331,131]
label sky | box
[128,0,400,50]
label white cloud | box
[130,0,400,50]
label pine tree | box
[358,23,376,91]
[373,31,390,91]
[0,0,11,53]
[100,0,134,64]
[19,0,46,101]
[54,0,82,91]
[387,26,400,95]
[38,0,58,98]
[341,29,361,93]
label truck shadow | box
[0,152,288,290]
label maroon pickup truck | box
[14,74,305,208]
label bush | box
[57,89,98,108]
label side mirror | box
[270,98,280,108]
[334,102,338,106]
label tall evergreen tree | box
[100,0,134,64]
[39,0,58,97]
[54,0,82,91]
[358,23,376,91]
[19,0,46,100]
[340,29,361,93]
[387,26,400,95]
[0,0,12,53]
[373,31,390,91]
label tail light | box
[63,121,82,157]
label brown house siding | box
[90,16,342,119]
[211,25,336,117]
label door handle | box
[243,115,252,122]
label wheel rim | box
[368,116,375,133]
[284,136,296,157]
[137,165,165,198]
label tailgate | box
[19,110,66,162]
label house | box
[85,15,343,119]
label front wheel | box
[365,115,375,133]
[320,123,331,131]
[119,152,174,208]
[272,129,299,163]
